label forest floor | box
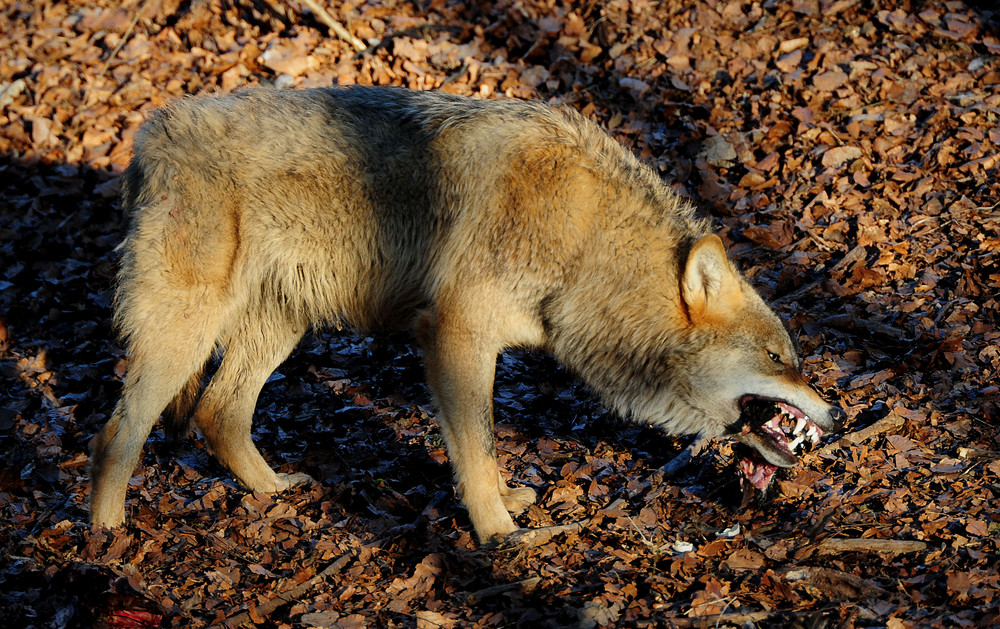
[1,0,999,627]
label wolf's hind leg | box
[90,333,218,527]
[194,308,311,493]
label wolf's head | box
[547,231,843,487]
[673,234,845,487]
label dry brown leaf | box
[776,50,802,73]
[822,145,863,169]
[260,33,320,77]
[416,610,456,629]
[813,69,849,91]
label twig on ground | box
[658,437,710,478]
[660,611,776,627]
[812,412,905,457]
[354,24,462,58]
[293,0,367,52]
[213,492,457,627]
[958,447,1000,461]
[820,313,909,340]
[213,543,368,628]
[464,577,542,605]
[80,5,144,107]
[501,498,628,549]
[620,438,712,502]
[773,244,867,305]
[503,521,586,547]
[815,537,927,555]
[781,566,887,598]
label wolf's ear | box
[681,234,741,322]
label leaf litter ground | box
[1,0,999,627]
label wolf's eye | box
[767,351,782,364]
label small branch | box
[661,611,775,627]
[294,0,367,52]
[658,437,710,478]
[354,24,461,59]
[440,63,469,87]
[781,566,887,598]
[657,448,693,478]
[820,313,909,340]
[957,447,1000,461]
[500,498,628,549]
[628,438,710,500]
[81,5,144,106]
[104,9,143,65]
[812,412,904,457]
[216,491,456,626]
[773,244,867,305]
[464,577,542,605]
[503,521,586,547]
[213,547,360,628]
[815,538,927,555]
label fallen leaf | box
[813,69,849,91]
[822,145,863,169]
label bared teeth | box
[744,402,826,455]
[789,433,805,451]
[774,408,823,451]
[806,425,820,444]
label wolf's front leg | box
[418,309,526,544]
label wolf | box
[89,86,844,544]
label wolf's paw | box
[89,508,126,530]
[498,521,586,548]
[500,486,537,515]
[274,472,315,491]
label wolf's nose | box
[829,406,846,428]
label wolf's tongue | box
[735,430,798,468]
[747,460,776,489]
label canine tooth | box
[793,417,806,435]
[789,433,805,451]
[807,425,820,443]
